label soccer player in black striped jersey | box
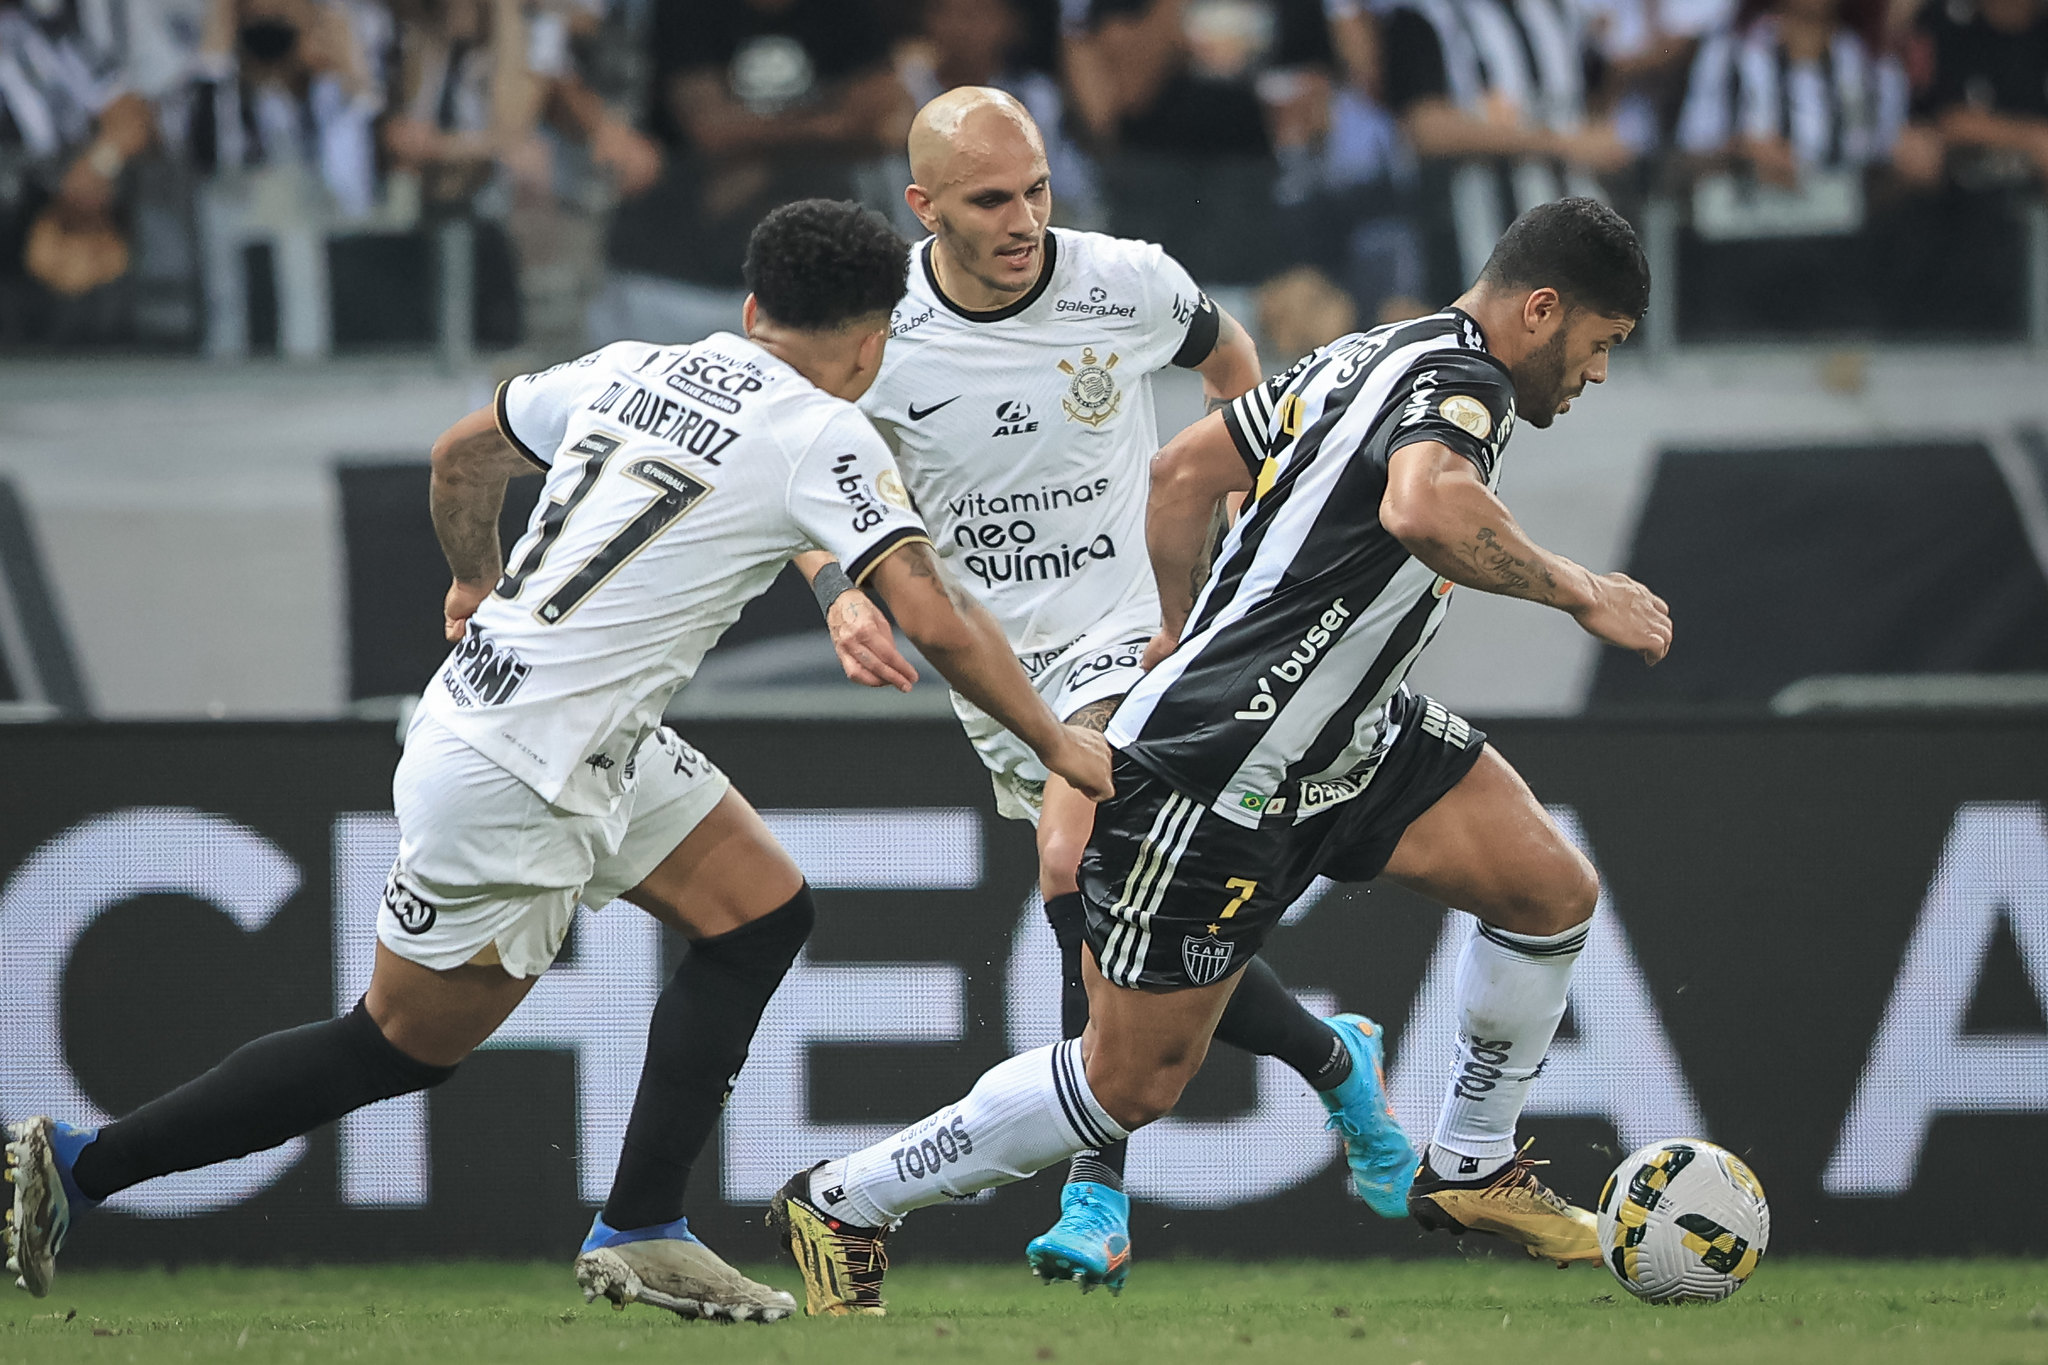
[772,198,1670,1301]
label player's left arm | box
[1144,411,1254,662]
[1381,442,1672,665]
[1191,305,1262,411]
[429,405,544,642]
[793,549,920,692]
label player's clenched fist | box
[444,579,492,642]
[1048,726,1116,802]
[1570,572,1672,665]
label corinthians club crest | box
[1058,346,1122,427]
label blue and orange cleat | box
[1319,1014,1418,1218]
[1025,1181,1132,1294]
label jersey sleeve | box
[1128,240,1221,370]
[495,342,641,469]
[1381,351,1517,482]
[1221,349,1319,472]
[787,411,933,584]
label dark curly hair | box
[744,199,909,331]
[1479,197,1651,321]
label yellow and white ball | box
[1595,1139,1769,1304]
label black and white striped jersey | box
[1677,19,1908,169]
[1103,309,1517,830]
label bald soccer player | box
[787,89,1417,1304]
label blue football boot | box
[5,1118,100,1298]
[1025,1181,1132,1294]
[575,1212,796,1322]
[1319,1015,1419,1218]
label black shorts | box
[1078,691,1486,991]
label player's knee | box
[1516,850,1599,933]
[353,999,462,1091]
[690,883,814,981]
[1037,831,1087,900]
[1475,847,1597,936]
[1086,1049,1199,1130]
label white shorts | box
[378,712,731,979]
[952,622,1153,825]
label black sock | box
[1044,892,1128,1190]
[1043,892,1092,1041]
[600,885,814,1232]
[1213,958,1353,1091]
[71,1000,456,1202]
[1068,1147,1126,1190]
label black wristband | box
[811,562,856,617]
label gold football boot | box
[766,1164,890,1316]
[1408,1138,1601,1266]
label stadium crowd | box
[2,0,2044,352]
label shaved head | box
[907,87,1046,190]
[905,87,1054,310]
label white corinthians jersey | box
[1108,309,1517,828]
[421,334,928,815]
[860,230,1221,658]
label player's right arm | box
[867,542,1114,802]
[1381,441,1672,665]
[792,549,920,692]
[429,405,544,642]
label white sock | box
[1428,917,1589,1181]
[808,1040,1127,1227]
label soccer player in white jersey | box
[789,88,1418,1300]
[3,200,1111,1319]
[773,200,1674,1313]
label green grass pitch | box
[5,1258,2045,1365]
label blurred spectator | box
[597,0,910,343]
[650,0,906,250]
[1571,0,1736,154]
[1379,0,1634,300]
[1065,0,1273,156]
[381,0,663,355]
[1913,0,2048,190]
[1671,0,1969,336]
[1676,0,1908,191]
[190,0,381,218]
[1255,263,1356,357]
[0,0,156,340]
[1271,0,1428,320]
[1065,0,1358,282]
[896,0,1103,224]
[383,0,655,208]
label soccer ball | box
[1594,1139,1769,1304]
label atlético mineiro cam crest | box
[1182,930,1235,986]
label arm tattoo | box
[430,434,513,584]
[1453,527,1559,604]
[1063,696,1122,732]
[904,541,978,614]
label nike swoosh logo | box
[907,396,961,421]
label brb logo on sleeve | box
[831,452,889,533]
